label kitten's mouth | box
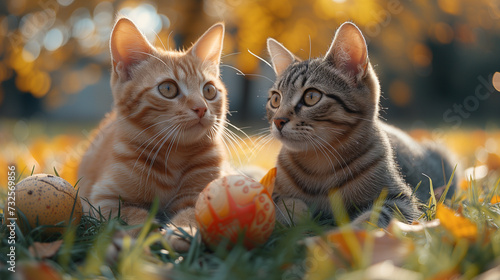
[272,130,305,150]
[185,118,212,130]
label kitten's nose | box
[192,107,207,118]
[273,117,289,131]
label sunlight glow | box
[44,28,64,51]
[119,4,162,41]
[493,72,500,92]
[464,165,488,180]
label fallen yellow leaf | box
[436,204,477,241]
[479,195,500,204]
[259,167,276,195]
[490,195,500,204]
[17,261,63,280]
[304,228,413,277]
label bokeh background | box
[1,0,500,184]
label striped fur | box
[78,18,228,246]
[266,22,457,228]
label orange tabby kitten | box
[78,18,227,249]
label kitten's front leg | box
[119,206,151,233]
[351,198,418,229]
[165,207,198,252]
[274,197,309,226]
[85,197,150,236]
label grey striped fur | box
[266,22,457,228]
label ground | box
[1,121,500,279]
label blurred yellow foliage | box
[1,133,83,187]
[0,0,499,105]
[389,80,412,106]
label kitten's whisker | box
[250,129,273,147]
[152,29,167,52]
[129,120,171,144]
[144,125,180,187]
[206,126,215,141]
[133,123,176,161]
[220,129,244,167]
[316,135,354,179]
[221,52,241,59]
[141,124,179,186]
[215,117,253,147]
[222,126,251,152]
[213,119,252,165]
[240,73,275,84]
[218,118,253,145]
[220,64,245,76]
[352,116,375,123]
[152,125,181,185]
[303,134,319,159]
[223,131,249,158]
[252,132,272,147]
[309,136,339,177]
[254,127,273,134]
[248,49,274,71]
[220,65,275,84]
[310,136,337,176]
[109,111,140,127]
[324,126,344,134]
[164,126,182,176]
[218,134,235,166]
[249,134,274,160]
[167,30,174,50]
[308,35,312,60]
[176,126,185,153]
[312,137,342,175]
[133,124,176,173]
[131,51,170,70]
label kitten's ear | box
[324,22,368,81]
[190,23,224,66]
[267,38,296,76]
[110,17,153,80]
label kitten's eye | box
[270,92,281,108]
[158,81,178,99]
[203,83,217,100]
[303,89,322,106]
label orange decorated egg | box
[195,169,276,249]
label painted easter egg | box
[3,174,83,235]
[195,169,276,249]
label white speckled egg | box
[3,174,83,235]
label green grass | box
[1,172,500,280]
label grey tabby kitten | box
[265,22,457,227]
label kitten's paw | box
[162,226,198,252]
[350,211,372,229]
[105,230,151,264]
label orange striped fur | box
[78,18,228,247]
